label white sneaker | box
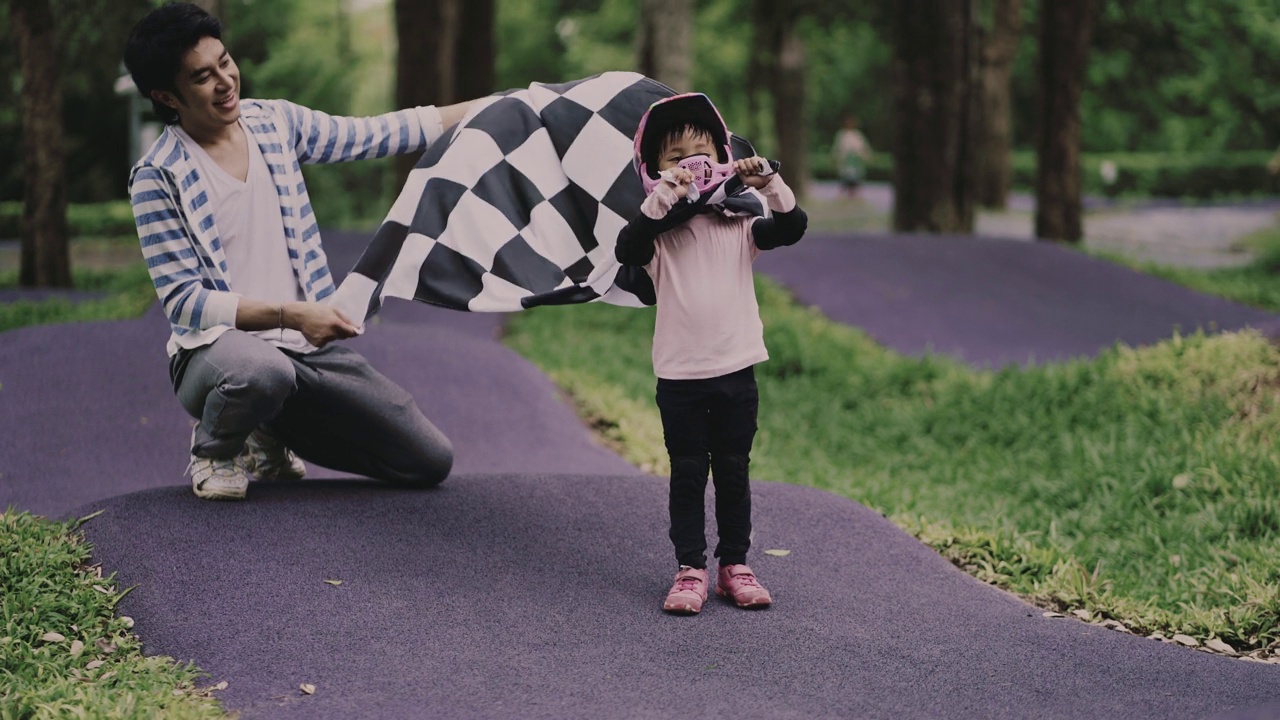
[187,455,250,500]
[241,428,306,481]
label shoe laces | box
[674,576,703,592]
[728,569,760,588]
[186,455,246,481]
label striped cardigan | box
[128,99,443,356]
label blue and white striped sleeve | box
[275,100,445,165]
[129,167,239,331]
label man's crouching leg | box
[172,330,299,500]
[268,345,454,488]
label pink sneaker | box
[663,566,709,614]
[716,564,772,608]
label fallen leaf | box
[173,689,185,697]
[69,640,84,657]
[98,671,116,682]
[92,585,112,594]
[1071,609,1092,621]
[300,683,316,695]
[1205,639,1236,655]
[212,681,228,691]
[1169,555,1182,567]
[1042,611,1064,618]
[86,660,105,670]
[763,549,791,557]
[1171,473,1192,489]
[323,579,344,586]
[1172,634,1199,647]
[41,632,66,643]
[95,639,117,654]
[119,616,134,629]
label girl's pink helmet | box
[633,93,735,196]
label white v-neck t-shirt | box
[173,121,313,353]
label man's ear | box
[150,88,181,111]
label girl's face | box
[658,128,716,171]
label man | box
[125,3,470,500]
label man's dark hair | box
[123,3,223,125]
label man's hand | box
[661,167,696,198]
[282,302,360,348]
[735,156,775,189]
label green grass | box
[504,277,1280,653]
[0,510,228,718]
[0,262,156,335]
[1098,225,1280,314]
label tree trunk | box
[891,0,980,233]
[10,0,71,288]
[753,0,808,200]
[636,0,692,92]
[394,0,460,188]
[1034,0,1095,243]
[455,0,495,102]
[974,0,1022,210]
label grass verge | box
[0,261,156,335]
[0,509,228,718]
[1097,225,1280,314]
[504,276,1280,657]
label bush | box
[811,150,1280,200]
[0,200,137,240]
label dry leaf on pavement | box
[763,549,791,557]
[300,683,316,695]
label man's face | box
[153,36,241,132]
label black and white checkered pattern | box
[332,72,768,321]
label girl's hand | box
[661,167,695,198]
[735,156,774,189]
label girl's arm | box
[750,176,808,250]
[615,180,684,266]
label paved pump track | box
[2,230,1278,719]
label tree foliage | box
[0,0,1276,208]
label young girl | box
[615,93,808,614]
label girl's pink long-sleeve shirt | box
[641,178,797,380]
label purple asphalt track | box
[755,233,1280,367]
[3,229,1278,718]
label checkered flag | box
[332,72,768,322]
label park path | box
[815,181,1280,269]
[1,229,1279,718]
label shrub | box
[0,200,137,240]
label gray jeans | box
[170,330,453,486]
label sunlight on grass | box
[0,263,156,334]
[1095,223,1280,313]
[505,275,1280,652]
